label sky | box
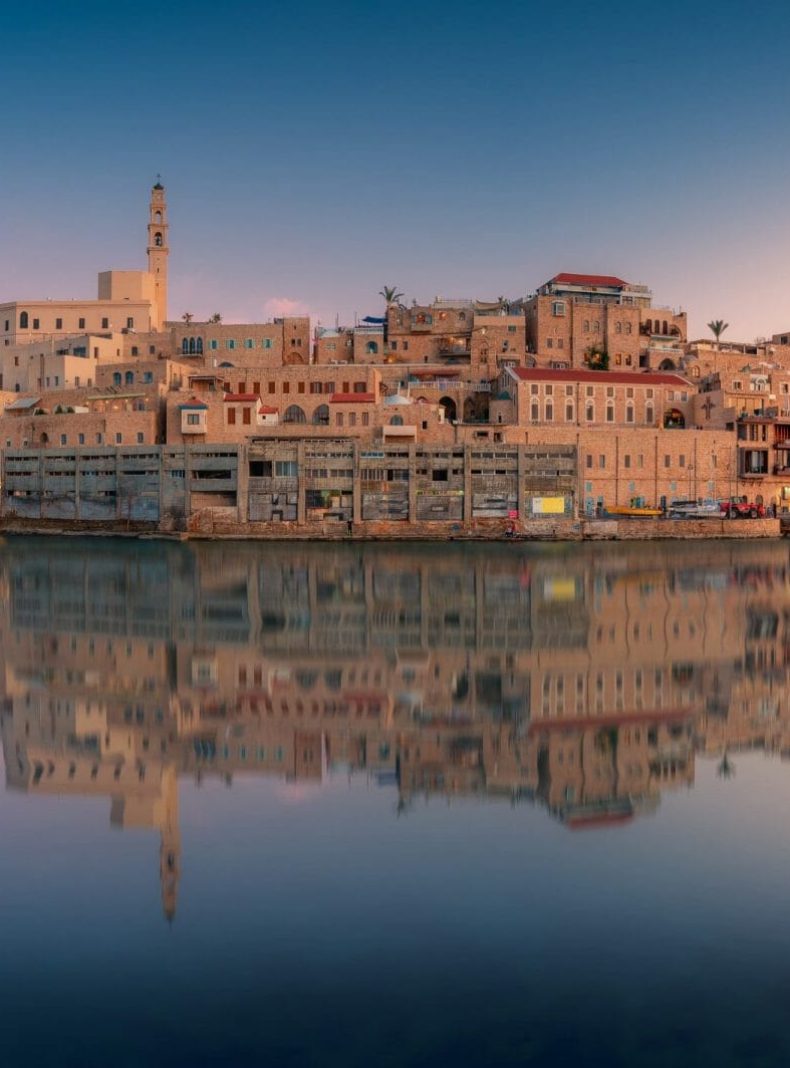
[2,0,790,339]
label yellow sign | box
[532,496,565,515]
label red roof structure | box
[509,368,688,387]
[223,393,260,403]
[258,405,278,415]
[178,396,208,410]
[330,392,376,403]
[551,272,629,288]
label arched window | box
[188,338,196,354]
[19,311,28,329]
[626,404,634,423]
[196,337,203,353]
[646,405,654,424]
[154,211,162,223]
[182,338,189,354]
[113,372,122,386]
[606,404,614,422]
[390,415,404,426]
[284,404,306,424]
[366,341,378,354]
[312,404,330,425]
[154,232,163,247]
[586,403,594,421]
[125,371,134,385]
[531,402,539,421]
[663,320,668,335]
[615,322,622,334]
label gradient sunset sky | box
[3,0,790,339]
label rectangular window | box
[546,338,553,349]
[586,454,593,469]
[245,339,254,349]
[226,339,236,350]
[228,408,236,425]
[283,382,290,394]
[78,433,85,444]
[79,318,86,329]
[243,407,251,425]
[55,318,62,329]
[126,317,134,329]
[624,455,631,468]
[60,434,67,445]
[33,318,40,330]
[102,318,109,329]
[115,433,122,444]
[362,412,369,426]
[337,413,344,427]
[136,432,144,443]
[253,381,260,394]
[507,325,517,333]
[599,455,606,469]
[298,382,305,394]
[664,455,670,467]
[552,301,565,316]
[186,413,200,425]
[263,338,272,349]
[268,382,275,393]
[349,412,357,427]
[210,339,218,350]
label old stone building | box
[525,273,686,370]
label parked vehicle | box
[719,497,766,519]
[668,499,721,519]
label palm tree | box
[708,319,729,344]
[209,313,222,324]
[379,286,403,306]
[181,312,194,324]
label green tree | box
[708,319,729,343]
[379,286,403,305]
[586,345,610,371]
[181,312,194,324]
[209,313,222,323]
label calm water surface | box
[1,536,790,1066]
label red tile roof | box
[258,405,278,415]
[510,368,689,387]
[551,272,629,288]
[330,392,376,403]
[178,396,208,410]
[223,392,260,403]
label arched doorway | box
[439,396,457,422]
[659,358,677,371]
[284,405,306,424]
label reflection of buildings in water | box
[2,540,790,917]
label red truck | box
[719,497,766,519]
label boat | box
[604,505,663,518]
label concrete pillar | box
[74,448,81,520]
[463,444,472,527]
[297,440,306,524]
[408,444,417,524]
[352,441,361,526]
[184,445,192,519]
[517,446,527,520]
[236,443,249,525]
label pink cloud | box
[262,296,313,320]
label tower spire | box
[147,181,169,329]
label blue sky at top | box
[2,0,790,337]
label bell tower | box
[147,179,169,329]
